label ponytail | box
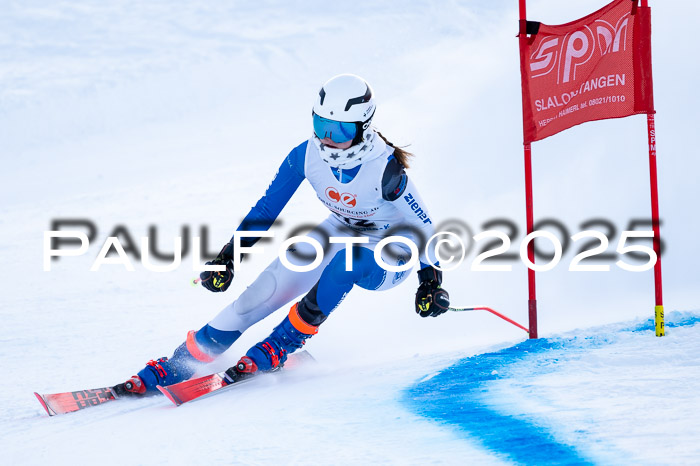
[376,131,413,169]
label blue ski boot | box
[244,301,321,373]
[120,324,242,394]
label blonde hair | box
[376,131,413,168]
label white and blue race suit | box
[196,137,438,355]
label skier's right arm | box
[199,141,307,292]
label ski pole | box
[192,277,201,286]
[449,306,529,334]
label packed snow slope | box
[1,0,699,464]
[405,311,700,465]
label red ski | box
[158,350,314,406]
[34,351,314,415]
[34,387,118,416]
[157,370,254,406]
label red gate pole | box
[524,144,538,339]
[519,0,538,339]
[641,0,663,336]
[646,113,664,337]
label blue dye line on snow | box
[403,312,700,465]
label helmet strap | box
[350,108,376,146]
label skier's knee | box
[325,248,366,285]
[234,271,277,316]
[326,246,385,290]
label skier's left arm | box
[382,157,450,317]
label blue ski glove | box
[415,266,450,318]
[199,242,234,293]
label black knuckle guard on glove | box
[415,266,450,318]
[200,242,235,293]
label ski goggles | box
[312,112,357,144]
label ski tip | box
[156,385,181,407]
[34,392,54,417]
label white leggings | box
[207,216,412,332]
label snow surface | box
[1,0,699,464]
[405,311,700,464]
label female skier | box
[120,74,451,395]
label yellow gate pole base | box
[655,305,665,337]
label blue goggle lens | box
[313,113,357,144]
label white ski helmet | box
[312,74,376,146]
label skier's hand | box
[415,266,450,318]
[200,243,234,293]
